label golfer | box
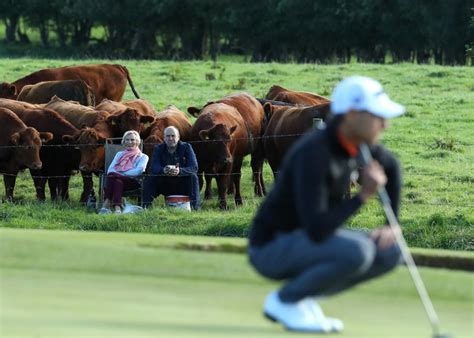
[248,76,405,333]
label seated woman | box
[98,130,148,214]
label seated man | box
[142,126,200,210]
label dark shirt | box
[249,117,402,247]
[150,141,198,176]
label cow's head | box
[198,123,237,167]
[0,82,18,99]
[106,108,154,134]
[11,127,53,170]
[63,128,105,172]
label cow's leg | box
[268,154,281,181]
[198,171,204,191]
[60,175,71,201]
[250,152,266,196]
[232,157,243,206]
[204,173,213,200]
[216,172,229,210]
[227,178,235,195]
[80,171,94,203]
[30,169,46,201]
[3,173,18,202]
[48,177,60,201]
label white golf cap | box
[330,76,405,118]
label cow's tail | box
[122,66,140,99]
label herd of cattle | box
[0,63,330,209]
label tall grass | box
[0,59,473,250]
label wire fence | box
[1,132,472,208]
[1,132,474,149]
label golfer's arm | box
[294,159,363,241]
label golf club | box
[359,143,452,338]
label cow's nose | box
[224,157,233,164]
[31,162,42,170]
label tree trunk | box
[209,26,219,62]
[17,25,30,44]
[72,20,92,47]
[4,16,19,42]
[55,21,67,48]
[434,48,443,65]
[131,28,157,58]
[39,22,49,47]
[416,49,430,64]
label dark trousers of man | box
[104,173,140,207]
[142,174,200,209]
[249,228,401,302]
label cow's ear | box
[187,107,201,117]
[62,134,75,143]
[8,84,17,96]
[140,115,155,124]
[229,125,238,135]
[106,115,117,126]
[10,132,20,145]
[40,132,54,143]
[199,130,210,140]
[263,102,273,119]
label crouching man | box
[248,76,405,333]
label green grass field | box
[0,59,473,250]
[1,228,472,338]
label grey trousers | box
[249,228,401,302]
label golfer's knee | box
[345,238,376,273]
[379,244,402,270]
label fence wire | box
[0,132,473,150]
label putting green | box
[1,228,472,337]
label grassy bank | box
[1,228,472,337]
[0,59,473,250]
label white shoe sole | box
[264,312,331,333]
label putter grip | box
[359,144,393,214]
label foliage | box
[0,0,472,64]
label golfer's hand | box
[359,161,387,202]
[370,226,399,249]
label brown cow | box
[263,102,331,177]
[190,103,254,210]
[45,97,114,175]
[95,99,156,135]
[0,108,53,201]
[265,85,330,106]
[189,93,266,197]
[44,96,110,129]
[17,79,95,106]
[141,105,192,164]
[0,101,83,201]
[0,63,140,103]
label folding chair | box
[98,137,145,205]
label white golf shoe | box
[263,291,332,333]
[303,297,344,333]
